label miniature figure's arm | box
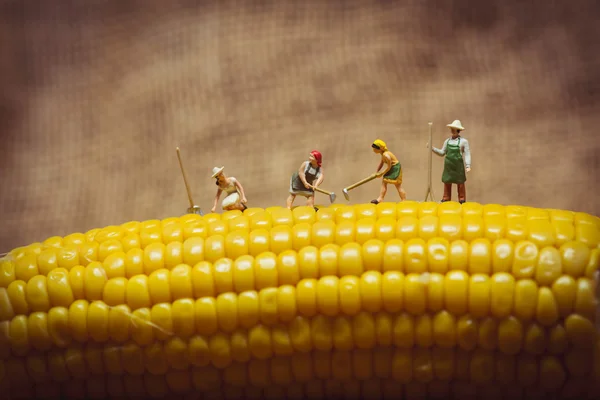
[298,161,311,189]
[234,179,248,203]
[375,159,384,173]
[211,188,222,213]
[432,139,448,156]
[377,155,392,177]
[313,168,324,188]
[462,139,471,170]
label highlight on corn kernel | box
[1,202,599,400]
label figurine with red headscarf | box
[287,150,324,209]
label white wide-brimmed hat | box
[211,166,225,178]
[447,120,465,131]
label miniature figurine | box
[287,150,324,210]
[210,166,248,213]
[371,139,406,204]
[430,119,471,203]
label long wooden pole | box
[176,147,195,208]
[424,122,436,202]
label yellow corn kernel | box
[456,315,478,351]
[404,273,427,315]
[249,229,270,257]
[87,300,110,342]
[374,217,396,242]
[319,244,339,276]
[469,238,492,274]
[0,288,13,321]
[36,249,57,277]
[432,311,456,348]
[217,292,239,332]
[484,215,506,241]
[396,216,419,241]
[462,215,484,242]
[426,273,445,313]
[448,240,469,271]
[47,268,74,308]
[68,299,89,342]
[68,265,86,300]
[335,220,356,246]
[97,239,124,263]
[25,275,50,312]
[84,261,107,301]
[108,304,130,343]
[102,251,126,279]
[584,248,599,280]
[28,311,52,351]
[78,241,99,266]
[468,274,491,318]
[574,277,596,320]
[151,303,174,341]
[512,240,539,279]
[56,245,80,271]
[103,277,127,307]
[444,271,468,316]
[414,314,433,348]
[170,264,193,300]
[122,233,141,253]
[296,279,318,319]
[536,287,559,326]
[14,252,39,282]
[490,272,515,318]
[404,238,427,274]
[513,279,538,321]
[7,280,29,315]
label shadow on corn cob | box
[0,201,599,400]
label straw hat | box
[446,120,465,131]
[211,166,225,178]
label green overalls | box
[442,137,467,184]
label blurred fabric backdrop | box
[0,0,599,251]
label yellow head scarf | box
[372,139,387,151]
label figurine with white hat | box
[210,166,248,213]
[430,119,472,203]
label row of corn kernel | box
[3,346,591,395]
[4,214,598,285]
[12,376,593,400]
[2,260,596,328]
[7,203,597,257]
[0,345,579,389]
[221,213,598,249]
[1,293,593,360]
[3,233,597,292]
[5,206,596,273]
[215,203,599,228]
[121,212,598,251]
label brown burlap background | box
[0,0,599,252]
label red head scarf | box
[310,150,322,167]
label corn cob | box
[0,201,599,400]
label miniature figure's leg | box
[442,183,452,202]
[286,194,296,210]
[306,195,315,207]
[457,184,466,203]
[394,183,407,201]
[374,181,387,203]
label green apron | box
[384,162,401,180]
[442,138,467,184]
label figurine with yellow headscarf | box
[371,139,407,204]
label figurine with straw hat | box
[430,119,472,203]
[210,166,248,213]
